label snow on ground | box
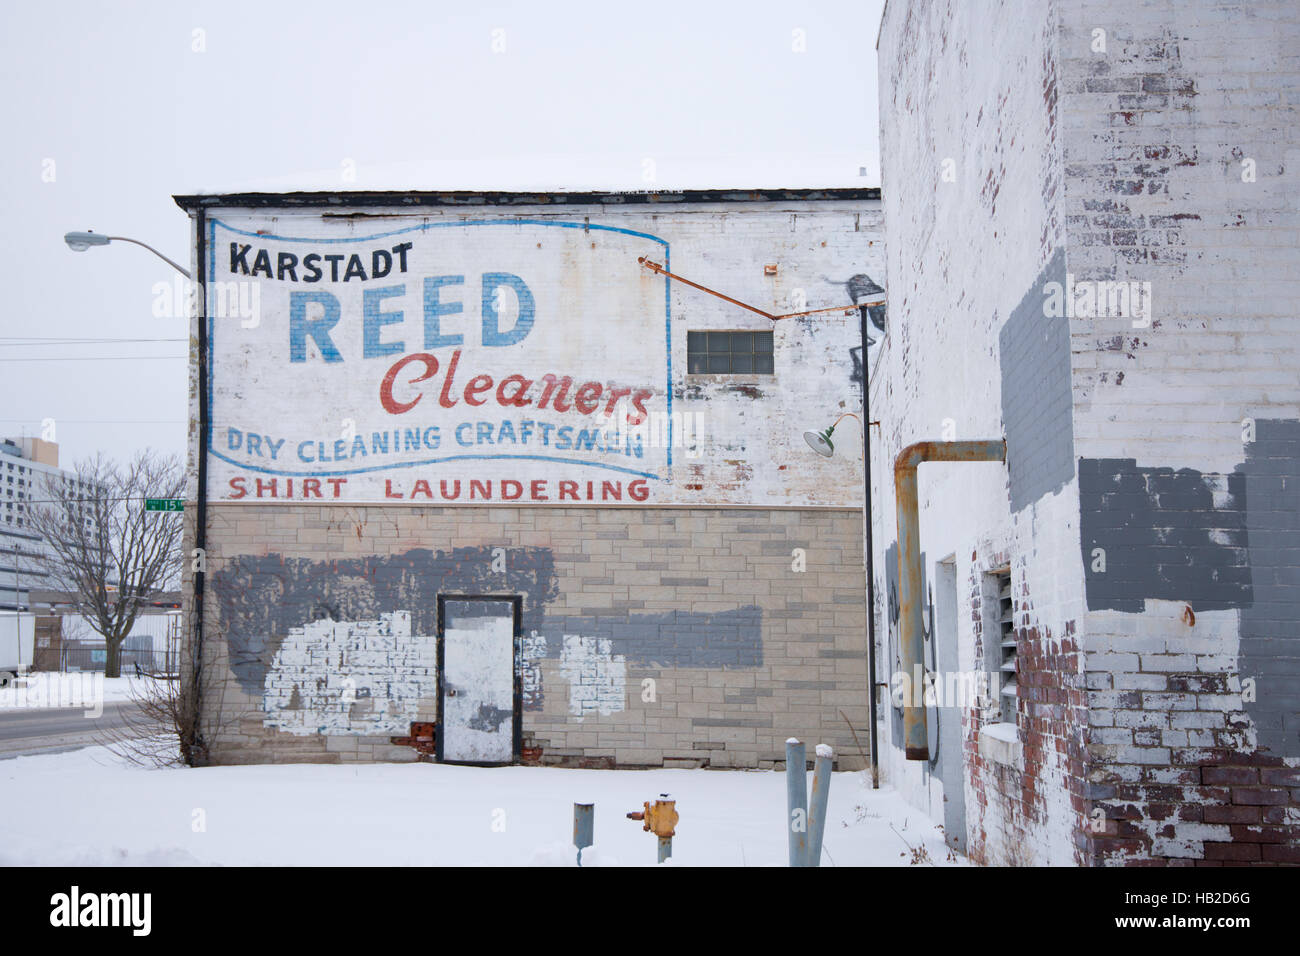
[97,677,156,704]
[0,745,965,867]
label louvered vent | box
[996,569,1017,724]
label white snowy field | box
[97,677,154,704]
[0,745,965,867]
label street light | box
[63,230,191,279]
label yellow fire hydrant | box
[627,794,679,863]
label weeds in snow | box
[842,803,882,827]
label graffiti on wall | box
[845,273,887,397]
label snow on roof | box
[174,153,881,199]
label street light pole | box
[858,305,880,789]
[801,308,884,789]
[63,231,191,279]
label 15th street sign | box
[144,498,185,513]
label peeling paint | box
[263,610,435,736]
[559,635,626,718]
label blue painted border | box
[205,217,672,487]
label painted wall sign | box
[206,215,671,504]
[199,207,874,508]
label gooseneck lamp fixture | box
[64,230,191,279]
[804,413,860,459]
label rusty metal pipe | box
[894,440,1006,760]
[805,744,834,867]
[637,257,884,321]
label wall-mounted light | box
[804,413,860,459]
[804,425,836,458]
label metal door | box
[437,596,520,765]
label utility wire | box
[0,337,186,345]
[0,356,187,362]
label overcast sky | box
[1,0,884,468]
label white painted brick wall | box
[876,0,1084,866]
[877,0,1300,864]
[1059,0,1300,864]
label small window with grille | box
[687,330,774,375]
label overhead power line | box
[0,337,187,345]
[0,355,187,363]
[0,419,185,424]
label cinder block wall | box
[191,503,868,768]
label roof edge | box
[172,187,881,212]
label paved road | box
[0,700,143,758]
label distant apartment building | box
[0,437,71,612]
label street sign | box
[144,498,186,512]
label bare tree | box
[28,451,184,678]
[100,670,203,767]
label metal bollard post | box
[805,744,834,867]
[573,802,594,866]
[786,738,808,867]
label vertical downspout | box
[894,439,1006,760]
[191,206,208,765]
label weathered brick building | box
[874,0,1299,864]
[176,190,883,769]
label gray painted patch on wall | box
[1000,247,1076,511]
[1079,459,1253,612]
[214,546,763,702]
[214,546,558,696]
[1237,419,1300,757]
[545,607,762,668]
[1080,423,1300,756]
